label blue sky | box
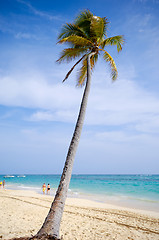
[0,0,159,174]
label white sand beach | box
[0,189,159,240]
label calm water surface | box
[1,174,159,211]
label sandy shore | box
[0,189,159,240]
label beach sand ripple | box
[0,189,159,240]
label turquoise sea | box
[0,174,159,212]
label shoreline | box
[4,182,159,213]
[0,188,159,239]
[1,174,159,214]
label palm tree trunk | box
[36,52,94,239]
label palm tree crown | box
[57,10,124,85]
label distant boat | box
[17,175,26,178]
[4,175,15,178]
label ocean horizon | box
[1,174,159,212]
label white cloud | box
[95,130,158,144]
[15,32,38,40]
[135,115,159,133]
[1,72,159,134]
[0,16,37,40]
[85,79,159,129]
[29,110,77,123]
[0,74,82,110]
[17,0,61,21]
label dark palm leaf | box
[63,54,87,82]
[74,10,93,39]
[75,10,93,26]
[102,17,109,37]
[58,23,88,40]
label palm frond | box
[57,10,123,83]
[77,57,87,86]
[103,50,118,81]
[75,11,109,42]
[90,16,107,41]
[102,17,109,37]
[62,54,87,82]
[100,35,124,52]
[77,53,98,86]
[58,23,88,40]
[58,35,93,48]
[74,10,92,39]
[57,48,88,63]
[77,19,91,39]
[90,53,98,70]
[75,10,93,26]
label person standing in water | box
[47,183,50,195]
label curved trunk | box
[36,53,94,239]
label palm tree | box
[18,10,124,240]
[34,10,124,240]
